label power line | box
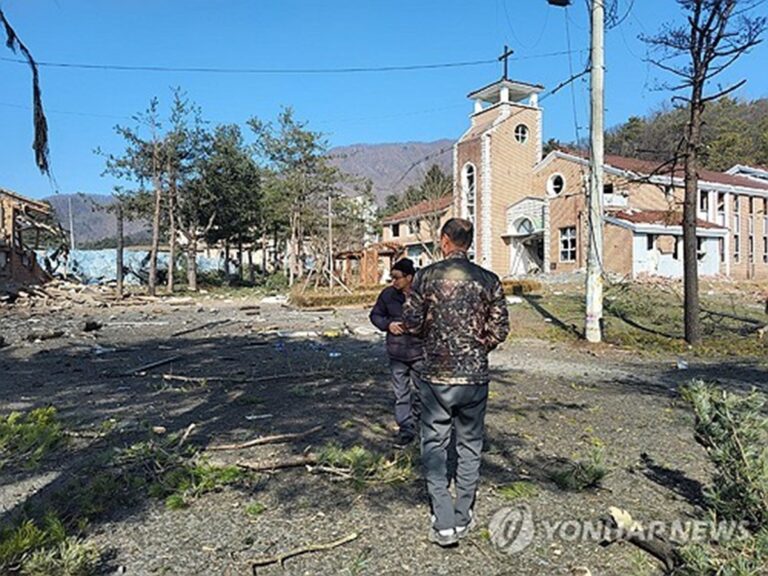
[0,49,587,75]
[0,101,131,121]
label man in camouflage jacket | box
[403,217,509,547]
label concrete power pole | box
[585,0,605,343]
[68,196,76,253]
[328,195,334,291]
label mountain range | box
[42,139,454,244]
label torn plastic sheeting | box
[36,249,222,285]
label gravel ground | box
[1,293,766,575]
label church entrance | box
[507,218,544,276]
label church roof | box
[610,209,725,230]
[543,150,768,193]
[604,155,768,191]
[467,78,544,103]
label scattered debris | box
[83,320,102,332]
[244,414,274,421]
[260,295,288,305]
[26,330,65,342]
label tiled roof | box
[603,155,768,191]
[382,195,452,224]
[550,150,768,191]
[610,209,724,230]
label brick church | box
[450,74,768,281]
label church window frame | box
[514,124,529,144]
[461,163,477,224]
[559,226,577,262]
[547,173,566,196]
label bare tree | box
[1,8,49,174]
[642,0,766,344]
[412,165,452,262]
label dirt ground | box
[1,290,767,575]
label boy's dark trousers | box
[389,358,423,437]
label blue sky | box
[2,0,767,199]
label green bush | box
[317,443,413,487]
[0,515,67,573]
[546,447,607,491]
[674,381,768,574]
[21,537,99,576]
[0,407,64,469]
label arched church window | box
[514,124,529,144]
[547,173,566,196]
[516,218,534,235]
[462,163,476,224]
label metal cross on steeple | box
[498,45,514,80]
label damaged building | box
[0,188,53,293]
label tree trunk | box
[224,241,231,279]
[187,234,198,292]
[116,203,124,298]
[683,99,703,345]
[248,247,255,284]
[289,214,299,286]
[237,237,244,281]
[273,226,280,272]
[148,181,162,296]
[261,231,268,274]
[166,172,176,293]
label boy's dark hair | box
[440,218,474,249]
[392,258,416,277]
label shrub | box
[0,407,64,469]
[547,447,607,491]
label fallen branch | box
[250,532,359,570]
[599,507,681,572]
[208,425,324,451]
[63,429,107,439]
[237,454,318,473]
[171,319,230,338]
[124,355,182,376]
[177,423,196,448]
[161,374,210,385]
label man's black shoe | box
[393,432,415,449]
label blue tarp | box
[36,249,223,285]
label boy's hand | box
[388,321,406,335]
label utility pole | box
[116,201,124,297]
[327,195,334,291]
[67,196,76,253]
[585,0,605,343]
[546,0,604,342]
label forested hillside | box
[605,97,768,170]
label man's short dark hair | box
[440,218,473,249]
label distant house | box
[452,74,768,280]
[0,188,52,293]
[381,195,453,268]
